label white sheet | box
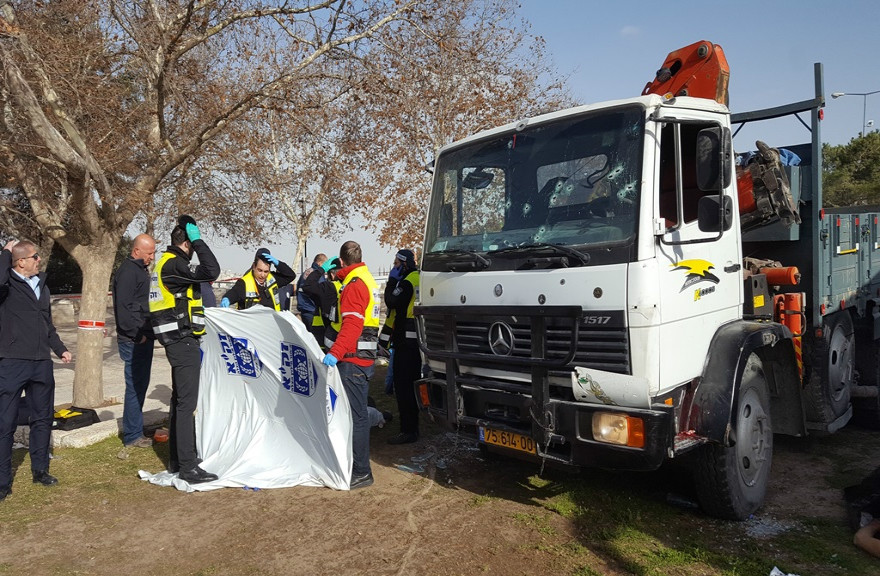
[140,306,352,492]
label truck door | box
[654,121,742,392]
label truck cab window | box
[659,122,713,227]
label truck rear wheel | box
[805,311,854,426]
[693,353,772,520]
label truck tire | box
[805,311,854,426]
[693,353,773,520]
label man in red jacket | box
[322,241,380,489]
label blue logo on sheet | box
[280,341,318,396]
[326,386,338,421]
[218,334,263,378]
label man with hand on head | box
[0,239,72,501]
[321,241,381,489]
[113,234,157,453]
[149,217,220,484]
[220,248,295,311]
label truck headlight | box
[591,413,645,448]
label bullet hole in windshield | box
[606,164,624,181]
[533,226,547,242]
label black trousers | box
[0,358,55,488]
[392,340,422,435]
[164,336,201,471]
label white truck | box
[413,41,880,519]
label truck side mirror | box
[697,194,733,232]
[696,126,732,191]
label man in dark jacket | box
[149,221,220,484]
[113,233,156,451]
[296,253,327,325]
[220,248,295,311]
[0,239,72,501]
[299,255,336,345]
[384,249,421,445]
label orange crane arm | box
[642,40,730,106]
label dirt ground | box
[2,311,879,575]
[3,405,878,576]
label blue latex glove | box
[322,353,338,367]
[261,252,279,266]
[389,265,404,281]
[321,257,337,272]
[185,223,201,242]
[220,297,230,308]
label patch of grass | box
[513,511,556,536]
[542,492,580,519]
[527,474,553,489]
[572,566,605,576]
[469,493,495,507]
[0,435,170,533]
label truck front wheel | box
[693,353,773,520]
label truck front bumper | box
[417,376,675,471]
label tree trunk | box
[294,235,307,277]
[71,244,116,407]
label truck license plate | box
[480,427,536,455]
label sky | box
[211,0,880,272]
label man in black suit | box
[0,239,72,502]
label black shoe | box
[0,486,10,501]
[350,472,374,490]
[178,466,218,484]
[168,456,199,474]
[382,411,393,424]
[387,432,419,445]
[32,471,58,486]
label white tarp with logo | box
[139,306,352,492]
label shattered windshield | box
[423,106,644,271]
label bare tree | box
[358,0,571,248]
[0,0,413,406]
[238,0,570,259]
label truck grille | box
[422,312,630,375]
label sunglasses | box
[19,253,39,261]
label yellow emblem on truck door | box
[672,259,720,292]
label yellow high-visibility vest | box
[239,270,280,311]
[149,252,205,345]
[324,267,380,360]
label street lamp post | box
[831,90,880,137]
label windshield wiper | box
[488,243,591,266]
[428,249,491,271]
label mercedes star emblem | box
[488,322,515,356]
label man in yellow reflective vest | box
[384,249,421,445]
[149,218,220,484]
[220,248,295,310]
[321,241,380,489]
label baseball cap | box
[396,249,416,269]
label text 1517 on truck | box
[413,40,879,520]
